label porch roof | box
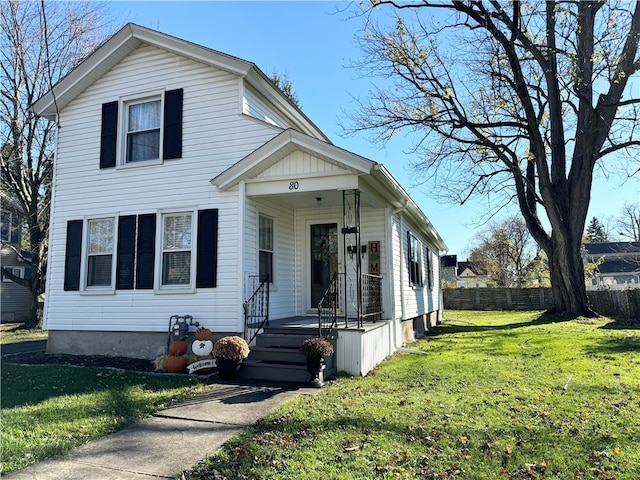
[211,129,374,191]
[212,129,449,252]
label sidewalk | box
[4,379,320,479]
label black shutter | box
[136,214,156,289]
[163,89,183,160]
[196,209,218,288]
[116,216,136,290]
[100,101,118,169]
[64,220,83,291]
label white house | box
[32,24,448,379]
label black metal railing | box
[361,274,383,323]
[243,275,269,345]
[318,272,342,338]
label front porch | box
[240,315,395,383]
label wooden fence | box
[443,288,640,319]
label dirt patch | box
[2,352,156,372]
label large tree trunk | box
[545,231,592,315]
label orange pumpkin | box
[169,340,188,356]
[195,327,212,341]
[165,355,187,373]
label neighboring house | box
[32,24,448,378]
[583,242,640,290]
[440,254,458,286]
[456,261,488,288]
[0,194,32,322]
[440,255,488,288]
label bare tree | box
[349,1,640,315]
[1,0,112,328]
[616,202,640,241]
[468,215,536,287]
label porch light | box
[316,197,322,206]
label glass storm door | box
[310,223,338,308]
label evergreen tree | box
[585,217,609,243]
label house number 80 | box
[289,181,299,190]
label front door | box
[310,223,338,308]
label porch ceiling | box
[249,187,382,210]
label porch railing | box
[243,275,269,345]
[317,272,343,338]
[318,273,383,335]
[361,274,383,323]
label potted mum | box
[212,336,250,380]
[299,337,334,387]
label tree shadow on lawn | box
[429,312,570,337]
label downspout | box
[391,202,408,350]
[238,180,246,334]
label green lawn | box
[0,364,211,474]
[0,323,48,344]
[185,310,639,480]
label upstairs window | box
[258,214,274,283]
[100,89,183,169]
[408,232,423,286]
[161,212,193,286]
[125,97,162,163]
[1,210,21,244]
[86,218,115,287]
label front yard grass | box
[0,323,48,344]
[0,364,210,474]
[186,310,639,479]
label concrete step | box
[248,346,307,364]
[240,359,314,383]
[254,333,313,348]
[262,326,319,337]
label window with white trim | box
[1,210,21,244]
[161,212,192,286]
[86,218,115,287]
[2,266,24,282]
[408,232,423,286]
[258,214,274,283]
[124,96,162,163]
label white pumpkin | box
[191,339,213,356]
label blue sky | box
[111,1,639,255]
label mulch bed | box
[2,352,157,372]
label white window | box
[2,266,24,282]
[124,95,162,163]
[1,210,21,244]
[161,212,193,286]
[408,232,423,286]
[86,218,115,287]
[258,214,274,283]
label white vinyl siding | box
[44,44,281,332]
[244,85,289,128]
[391,212,441,320]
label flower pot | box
[306,356,324,388]
[216,357,242,380]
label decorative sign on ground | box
[188,358,215,374]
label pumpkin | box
[191,339,213,356]
[169,340,188,356]
[165,355,187,373]
[195,327,212,341]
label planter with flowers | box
[212,335,250,380]
[299,337,334,387]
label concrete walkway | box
[4,377,320,480]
